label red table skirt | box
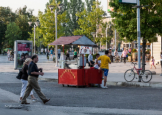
[58,69,102,87]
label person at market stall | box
[98,50,111,89]
[73,49,77,60]
[88,50,94,67]
[94,54,101,69]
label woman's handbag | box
[16,69,23,80]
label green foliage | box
[132,49,137,53]
[0,6,35,49]
[38,0,67,46]
[109,0,162,42]
[28,27,43,47]
[146,49,150,54]
[63,0,84,36]
[93,54,96,60]
[73,1,105,41]
[128,53,132,56]
[5,22,22,48]
[109,0,162,70]
[85,54,89,59]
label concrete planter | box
[128,56,132,62]
[132,52,137,62]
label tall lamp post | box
[49,3,63,67]
[28,21,39,55]
[132,1,148,82]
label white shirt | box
[41,48,43,52]
[94,59,101,69]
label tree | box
[0,7,17,49]
[85,0,95,12]
[15,6,34,40]
[38,0,67,46]
[99,22,114,49]
[63,0,84,36]
[28,27,44,52]
[73,1,105,42]
[5,22,22,48]
[109,0,162,70]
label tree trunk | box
[142,39,146,71]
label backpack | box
[16,69,23,80]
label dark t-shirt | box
[28,61,39,78]
[21,64,29,80]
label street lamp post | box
[28,21,39,55]
[49,4,63,67]
[106,26,108,50]
[132,1,148,82]
[115,29,117,50]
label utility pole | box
[137,0,141,81]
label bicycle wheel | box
[141,70,152,83]
[124,69,135,82]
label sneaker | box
[31,98,37,102]
[104,86,108,88]
[101,86,107,89]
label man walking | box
[98,50,111,88]
[21,55,50,104]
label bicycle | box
[124,62,152,83]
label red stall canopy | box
[50,35,97,47]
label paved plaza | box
[1,54,162,115]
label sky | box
[0,0,107,16]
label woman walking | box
[122,48,128,64]
[150,56,156,69]
[7,49,10,61]
[20,58,36,102]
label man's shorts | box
[101,69,109,77]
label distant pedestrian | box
[160,51,162,69]
[21,55,50,104]
[128,48,131,54]
[41,48,43,55]
[46,50,49,60]
[98,50,111,88]
[7,49,10,61]
[58,48,61,59]
[150,56,156,69]
[20,58,36,102]
[45,48,47,54]
[122,48,128,64]
[66,50,70,60]
[50,48,53,59]
[10,49,14,61]
[73,49,77,60]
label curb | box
[39,78,58,82]
[39,78,162,88]
[107,81,162,88]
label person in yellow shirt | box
[98,50,111,88]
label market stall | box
[50,35,102,87]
